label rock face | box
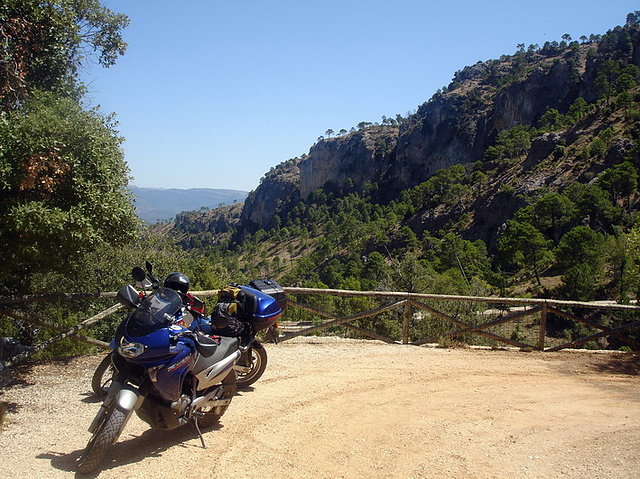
[237,29,640,233]
[388,93,492,194]
[240,157,301,232]
[299,127,399,200]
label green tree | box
[625,225,640,298]
[484,125,532,160]
[0,0,129,108]
[0,91,138,293]
[567,97,588,122]
[597,161,638,209]
[533,192,575,244]
[555,226,606,273]
[561,263,598,301]
[386,252,435,293]
[497,220,553,286]
[565,183,622,231]
[434,233,490,282]
[0,1,134,294]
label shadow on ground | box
[38,419,224,476]
[589,353,640,375]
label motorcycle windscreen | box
[126,287,183,337]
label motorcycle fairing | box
[192,336,240,390]
[151,341,195,402]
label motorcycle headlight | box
[118,337,145,358]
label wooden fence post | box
[538,303,548,351]
[403,301,412,344]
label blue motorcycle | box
[77,264,282,473]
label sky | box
[83,0,639,193]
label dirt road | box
[1,337,638,478]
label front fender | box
[88,380,142,434]
[115,387,140,412]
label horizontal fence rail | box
[1,287,639,367]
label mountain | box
[232,21,640,242]
[162,16,640,302]
[129,186,248,223]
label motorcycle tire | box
[91,352,115,399]
[197,370,237,428]
[77,406,127,474]
[235,346,268,389]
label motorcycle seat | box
[193,333,220,358]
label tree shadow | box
[0,400,21,414]
[588,353,640,376]
[38,420,224,475]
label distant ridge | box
[129,186,248,223]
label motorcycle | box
[91,282,276,397]
[77,263,282,474]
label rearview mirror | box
[131,266,146,282]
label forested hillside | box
[3,4,640,360]
[169,13,640,304]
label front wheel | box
[91,353,115,398]
[77,406,128,474]
[235,346,267,389]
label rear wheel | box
[235,346,267,389]
[77,406,127,474]
[197,370,237,427]
[91,353,115,398]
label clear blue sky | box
[83,1,639,192]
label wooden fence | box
[1,287,639,367]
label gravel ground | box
[0,337,639,478]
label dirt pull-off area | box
[0,337,639,479]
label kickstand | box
[193,417,206,448]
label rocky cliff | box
[299,126,399,199]
[167,21,640,249]
[235,26,640,235]
[239,157,302,232]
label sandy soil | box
[0,337,638,479]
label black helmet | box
[164,272,190,294]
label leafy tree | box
[605,231,631,300]
[0,1,134,294]
[555,226,606,273]
[433,233,490,282]
[497,220,553,286]
[626,11,640,27]
[533,192,575,243]
[625,225,640,298]
[538,108,563,131]
[0,0,129,109]
[567,97,588,122]
[484,125,532,161]
[325,128,334,138]
[560,263,598,301]
[564,183,622,231]
[385,252,435,293]
[597,161,638,209]
[0,91,137,293]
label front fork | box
[88,377,142,434]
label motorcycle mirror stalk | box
[145,261,161,288]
